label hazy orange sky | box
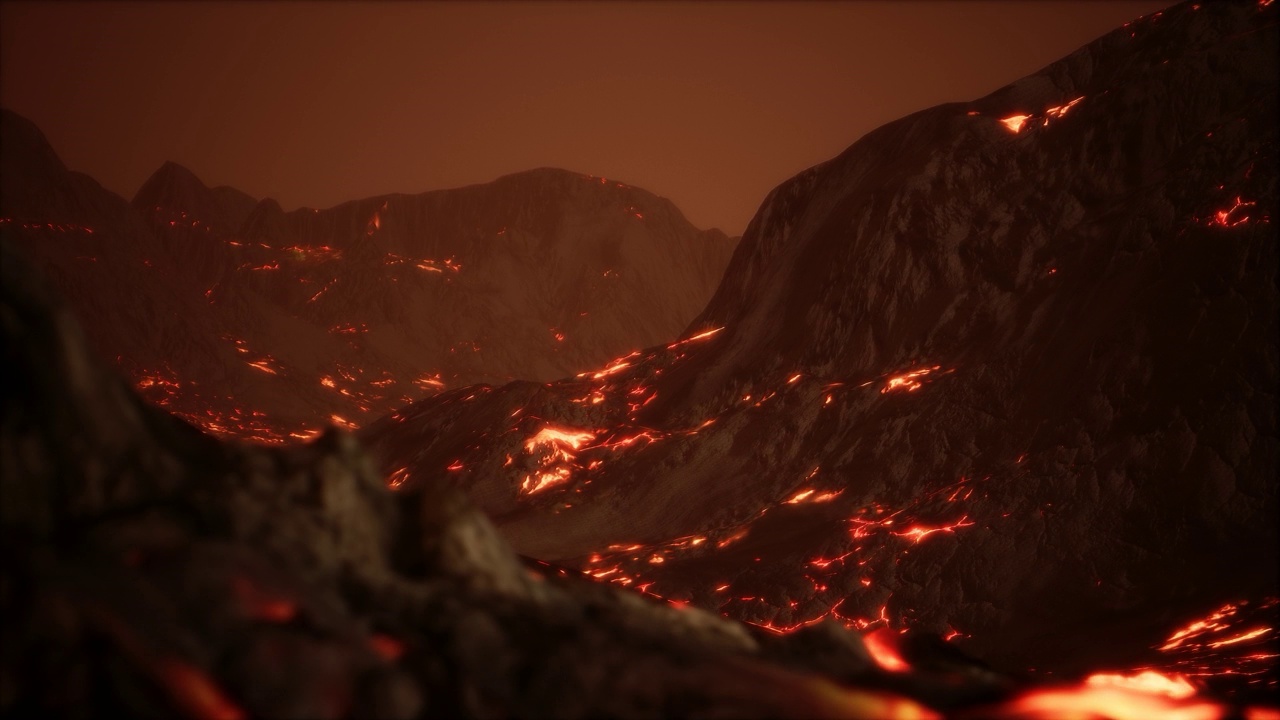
[1,1,1168,235]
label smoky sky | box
[1,1,1168,235]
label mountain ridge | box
[2,107,739,440]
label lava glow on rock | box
[4,1,1277,716]
[997,95,1086,133]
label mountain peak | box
[132,161,257,235]
[0,108,71,203]
[132,161,212,209]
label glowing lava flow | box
[1000,114,1032,133]
[1144,597,1279,692]
[520,426,596,494]
[882,366,942,394]
[999,96,1085,133]
[1159,599,1274,652]
[525,427,595,454]
[996,682,1224,720]
[1209,197,1259,227]
[891,516,975,543]
[1045,95,1085,119]
[666,326,724,350]
[861,628,911,673]
[0,217,96,234]
[387,467,411,489]
[1084,671,1197,699]
[783,488,844,505]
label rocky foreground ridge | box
[3,233,1271,720]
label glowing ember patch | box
[231,576,296,624]
[1000,685,1222,720]
[1044,95,1085,119]
[809,550,856,569]
[329,414,357,430]
[716,527,749,548]
[863,628,910,672]
[245,361,278,375]
[593,360,632,379]
[414,374,445,390]
[387,467,411,489]
[686,326,724,343]
[881,365,941,393]
[1210,197,1257,227]
[521,467,572,494]
[158,660,247,720]
[1161,601,1245,651]
[1001,114,1031,133]
[369,634,405,661]
[1084,671,1197,699]
[1206,627,1268,648]
[525,427,595,453]
[892,516,974,543]
[1000,97,1084,133]
[785,489,815,504]
[308,279,337,303]
[519,426,597,495]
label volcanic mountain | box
[364,0,1278,688]
[3,1,1278,716]
[0,113,737,440]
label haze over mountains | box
[0,112,737,440]
[0,1,1276,717]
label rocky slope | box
[5,219,1269,720]
[1,113,736,440]
[364,0,1278,689]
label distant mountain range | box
[0,112,737,440]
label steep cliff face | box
[1,114,737,439]
[366,0,1278,682]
